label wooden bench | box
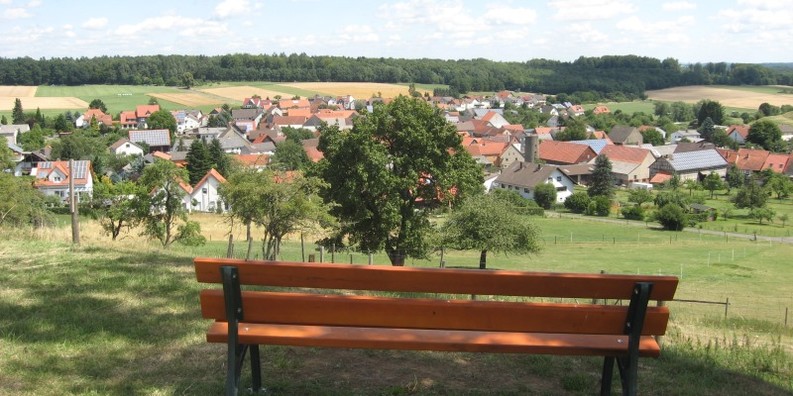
[195,257,678,396]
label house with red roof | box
[592,105,610,115]
[136,105,160,127]
[735,148,769,172]
[31,160,94,203]
[190,168,227,213]
[76,109,113,128]
[538,140,597,165]
[649,149,728,183]
[762,152,789,173]
[119,110,138,129]
[597,145,654,185]
[726,125,750,145]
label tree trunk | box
[387,250,405,266]
[479,250,488,269]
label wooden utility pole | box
[69,159,80,246]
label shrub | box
[564,191,590,213]
[656,203,688,231]
[588,196,611,216]
[621,205,645,221]
[533,183,557,210]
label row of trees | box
[1,54,791,98]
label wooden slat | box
[205,322,662,357]
[200,290,670,335]
[194,258,679,300]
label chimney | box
[522,133,538,163]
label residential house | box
[592,105,610,115]
[109,137,145,157]
[726,125,750,144]
[171,110,202,133]
[231,108,264,132]
[670,129,702,143]
[242,97,272,109]
[608,125,643,146]
[75,109,113,128]
[302,138,324,162]
[570,139,610,155]
[119,111,138,128]
[190,169,227,213]
[538,140,597,165]
[0,124,30,145]
[649,149,728,182]
[278,98,311,112]
[734,148,769,173]
[675,141,715,153]
[597,145,655,185]
[567,105,585,117]
[234,154,270,170]
[271,115,309,130]
[129,129,171,153]
[31,160,94,203]
[135,104,160,128]
[762,152,789,173]
[492,162,576,203]
[498,143,523,170]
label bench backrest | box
[195,258,678,336]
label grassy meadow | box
[1,212,792,395]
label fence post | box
[724,297,729,319]
[785,307,788,327]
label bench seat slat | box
[205,322,661,357]
[200,290,670,335]
[194,258,679,301]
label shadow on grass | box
[0,244,790,395]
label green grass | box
[1,214,792,394]
[35,84,196,116]
[583,101,655,114]
[762,111,793,127]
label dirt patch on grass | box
[646,85,793,109]
[200,85,295,102]
[281,82,430,99]
[0,96,88,110]
[0,85,37,97]
[148,92,223,107]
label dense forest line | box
[1,54,791,100]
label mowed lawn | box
[1,213,791,395]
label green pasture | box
[35,84,199,115]
[583,101,655,114]
[1,213,791,395]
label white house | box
[492,162,576,203]
[190,168,227,213]
[670,129,702,143]
[31,160,94,203]
[109,138,145,157]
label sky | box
[1,0,792,64]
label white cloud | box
[116,16,207,36]
[0,0,12,4]
[214,0,248,19]
[180,22,229,37]
[716,3,793,33]
[82,17,108,30]
[483,6,537,25]
[4,7,32,18]
[661,1,696,11]
[27,0,42,7]
[339,25,379,44]
[548,0,637,21]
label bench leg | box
[600,356,615,396]
[616,356,638,396]
[250,344,262,393]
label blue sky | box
[1,0,791,63]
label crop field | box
[646,85,793,110]
[147,92,224,107]
[0,96,88,110]
[200,85,296,102]
[0,85,37,97]
[281,82,431,98]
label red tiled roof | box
[272,115,308,126]
[599,145,651,164]
[736,148,769,171]
[539,140,597,164]
[287,108,312,118]
[717,148,737,165]
[305,146,324,162]
[234,154,270,168]
[727,125,750,139]
[194,168,227,188]
[650,172,673,184]
[762,153,789,173]
[136,105,160,118]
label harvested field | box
[281,82,429,98]
[0,96,88,110]
[148,92,223,107]
[200,85,294,102]
[646,85,793,109]
[0,85,37,97]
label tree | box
[588,155,615,198]
[682,179,700,197]
[586,195,611,216]
[759,102,780,117]
[281,126,314,142]
[553,118,588,141]
[89,99,108,113]
[750,207,775,225]
[0,136,15,171]
[732,176,768,212]
[441,194,540,269]
[53,113,72,132]
[641,128,664,146]
[564,191,590,213]
[12,98,24,124]
[0,172,52,227]
[653,102,670,117]
[18,124,46,151]
[181,72,195,89]
[695,99,724,125]
[765,172,792,199]
[698,117,715,141]
[207,138,231,177]
[147,109,177,141]
[670,101,694,122]
[725,165,744,192]
[532,183,557,209]
[186,139,212,185]
[702,172,725,199]
[778,213,789,227]
[628,188,654,206]
[0,115,7,125]
[135,159,205,247]
[315,96,483,265]
[148,97,159,105]
[655,203,688,231]
[89,178,143,240]
[271,140,309,171]
[747,120,782,151]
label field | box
[646,85,793,110]
[199,85,297,102]
[0,85,37,97]
[583,101,655,114]
[281,82,432,98]
[0,85,87,111]
[1,214,791,395]
[147,92,225,107]
[35,84,191,115]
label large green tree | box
[0,172,52,227]
[88,99,108,113]
[765,172,792,200]
[588,154,615,198]
[89,177,143,240]
[186,139,213,185]
[441,193,540,269]
[0,136,15,171]
[147,109,177,141]
[271,140,309,171]
[135,159,205,247]
[747,120,782,151]
[532,183,557,209]
[732,175,768,213]
[702,172,725,199]
[315,96,483,265]
[695,99,724,125]
[12,98,25,124]
[207,138,231,177]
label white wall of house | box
[190,175,225,213]
[114,142,144,157]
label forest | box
[1,54,791,101]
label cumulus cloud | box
[214,0,249,19]
[662,1,696,11]
[27,0,42,7]
[483,6,537,25]
[548,0,636,21]
[82,17,108,30]
[116,16,204,36]
[339,25,379,43]
[4,7,32,18]
[716,2,793,32]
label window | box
[556,186,567,192]
[202,188,208,193]
[54,176,62,182]
[556,176,562,182]
[524,188,529,193]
